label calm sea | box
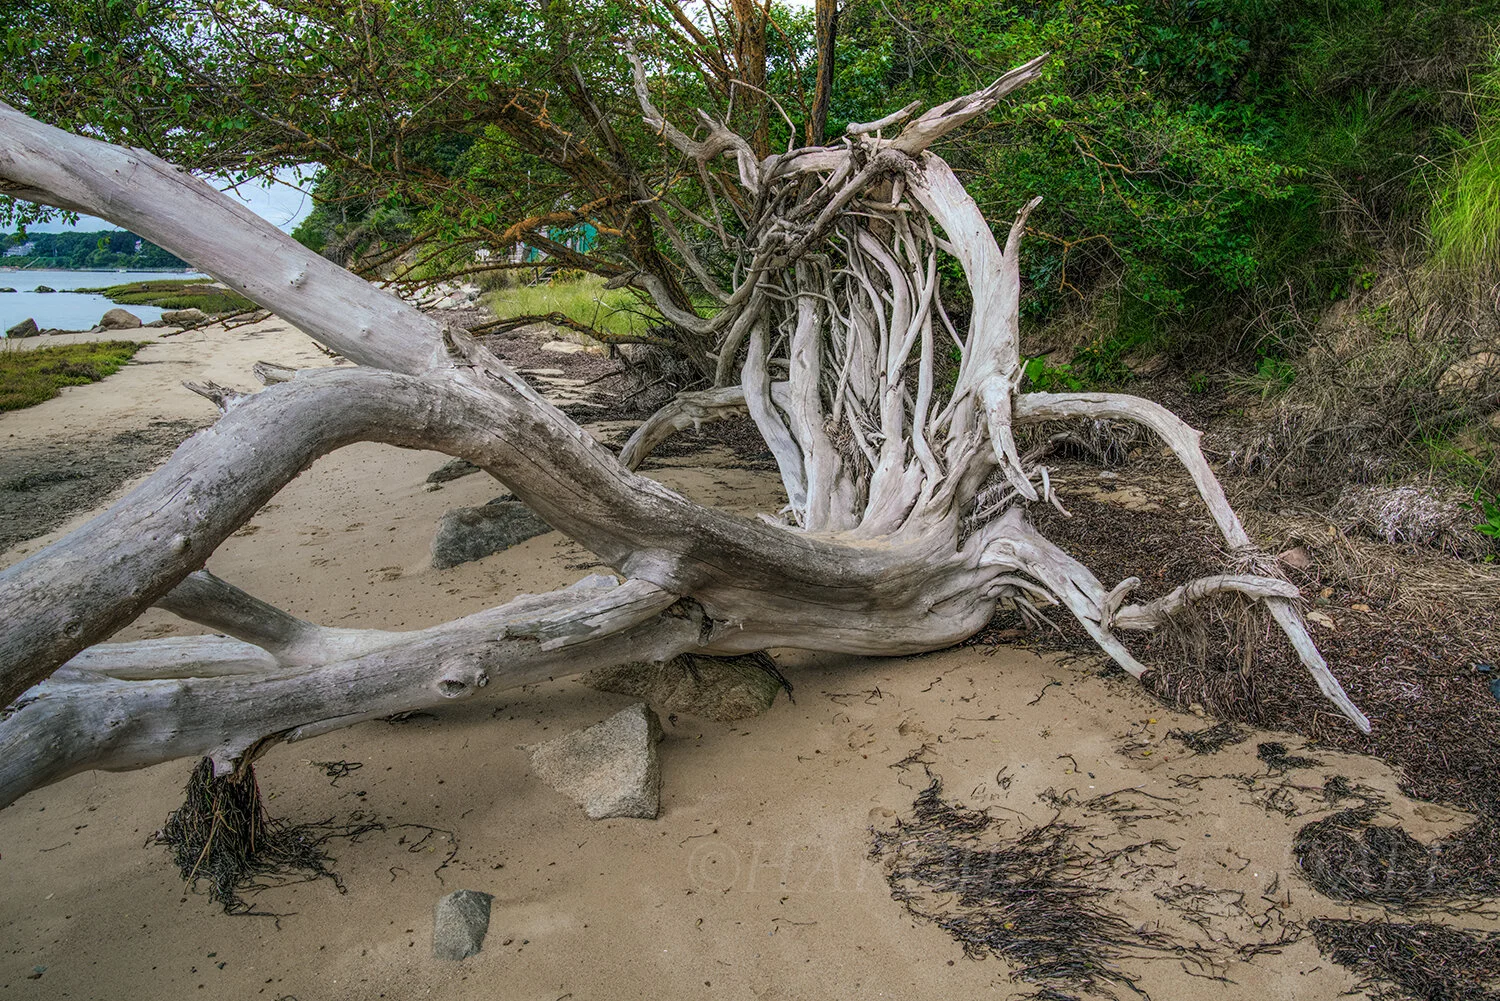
[0,269,206,335]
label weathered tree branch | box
[0,576,693,808]
[0,54,1371,815]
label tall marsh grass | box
[0,340,144,411]
[1431,51,1500,272]
[484,275,659,341]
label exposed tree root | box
[0,55,1367,820]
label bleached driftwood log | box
[0,53,1367,810]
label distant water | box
[0,269,206,335]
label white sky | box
[18,166,314,235]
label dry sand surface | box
[0,318,1490,999]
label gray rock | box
[34,285,55,293]
[0,287,16,293]
[99,307,142,330]
[161,307,208,326]
[585,654,785,722]
[5,317,39,338]
[432,889,493,960]
[430,497,550,569]
[530,703,662,820]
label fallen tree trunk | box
[0,57,1369,815]
[0,575,694,807]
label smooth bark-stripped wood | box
[1013,391,1370,731]
[0,576,693,808]
[0,101,444,375]
[0,54,1370,812]
[0,353,1021,711]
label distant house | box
[4,242,34,257]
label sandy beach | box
[1,317,1494,1000]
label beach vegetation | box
[0,339,143,411]
[80,279,257,315]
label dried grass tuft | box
[1334,482,1494,559]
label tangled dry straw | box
[1221,265,1500,508]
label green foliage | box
[836,0,1496,355]
[5,0,1498,403]
[81,279,256,314]
[1255,355,1298,393]
[1021,355,1085,393]
[1430,46,1500,272]
[1466,487,1500,539]
[0,340,143,411]
[2,229,187,270]
[485,276,660,341]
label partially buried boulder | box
[432,889,493,960]
[99,307,142,330]
[530,703,663,820]
[161,307,208,326]
[5,318,39,338]
[430,496,550,569]
[34,285,55,293]
[585,653,787,722]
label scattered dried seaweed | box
[1168,722,1250,754]
[1311,918,1500,1001]
[1152,880,1304,959]
[1295,806,1500,909]
[870,775,1178,1000]
[1256,741,1322,773]
[150,757,469,916]
[971,468,1500,821]
[312,759,363,785]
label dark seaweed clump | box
[870,776,1174,1000]
[1295,806,1500,909]
[1311,918,1500,1001]
[154,757,378,915]
[1167,721,1250,754]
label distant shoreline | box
[0,266,197,274]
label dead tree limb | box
[0,55,1369,814]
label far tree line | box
[2,229,188,270]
